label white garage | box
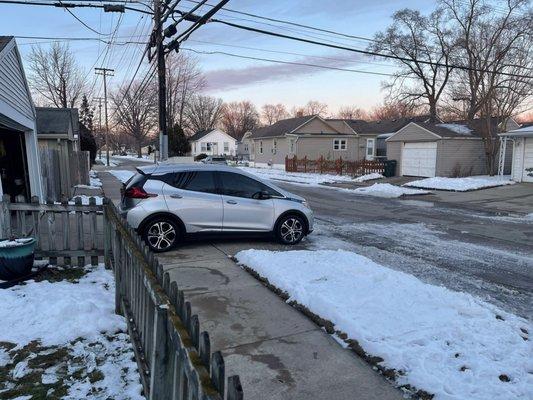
[500,127,533,183]
[401,142,437,177]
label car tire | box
[275,214,306,245]
[142,217,180,253]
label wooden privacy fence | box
[104,199,243,400]
[39,148,90,202]
[285,155,385,176]
[0,195,103,266]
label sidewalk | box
[98,168,403,400]
[158,242,403,400]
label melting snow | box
[353,183,430,198]
[405,175,515,191]
[235,249,532,400]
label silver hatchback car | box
[119,164,314,252]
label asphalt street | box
[96,158,533,319]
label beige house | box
[386,119,517,178]
[249,115,358,169]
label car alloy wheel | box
[278,216,304,244]
[146,220,177,251]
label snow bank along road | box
[273,180,533,319]
[235,249,531,400]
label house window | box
[259,141,263,154]
[224,142,229,152]
[244,143,249,152]
[333,139,347,151]
[272,139,277,154]
[201,142,207,152]
[366,138,375,160]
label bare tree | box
[220,101,260,140]
[441,0,533,173]
[166,53,205,130]
[369,9,455,122]
[28,43,86,108]
[111,81,157,157]
[184,95,223,134]
[261,103,289,125]
[292,100,329,117]
[369,101,420,120]
[336,106,368,120]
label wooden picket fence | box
[0,196,243,399]
[0,195,103,265]
[285,155,385,176]
[104,199,243,400]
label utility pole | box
[153,0,168,161]
[93,97,104,159]
[94,68,114,166]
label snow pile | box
[437,123,473,135]
[235,249,532,400]
[0,238,33,248]
[239,166,357,186]
[76,171,103,189]
[353,172,383,182]
[108,170,135,183]
[405,175,515,191]
[353,183,430,198]
[111,154,155,164]
[70,195,103,205]
[0,265,144,399]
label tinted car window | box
[125,172,147,189]
[219,172,281,198]
[172,171,218,194]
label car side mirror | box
[253,190,271,200]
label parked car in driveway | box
[119,164,314,251]
[201,156,228,164]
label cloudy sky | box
[1,0,435,113]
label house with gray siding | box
[0,36,43,201]
[248,115,357,169]
[386,119,515,178]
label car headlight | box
[288,197,308,207]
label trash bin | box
[383,160,397,177]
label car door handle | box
[170,194,182,199]
[226,200,237,204]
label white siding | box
[190,129,237,157]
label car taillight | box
[124,186,157,199]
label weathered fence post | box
[149,306,170,400]
[0,194,10,238]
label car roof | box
[138,163,242,175]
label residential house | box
[0,36,43,201]
[385,119,516,178]
[236,131,253,161]
[249,115,357,169]
[338,115,436,161]
[36,107,86,199]
[499,125,533,183]
[189,128,239,157]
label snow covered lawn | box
[353,183,430,198]
[235,249,531,400]
[238,166,378,186]
[404,175,515,192]
[0,265,144,399]
[110,154,155,164]
[108,170,135,184]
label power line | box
[186,14,533,80]
[0,0,152,14]
[181,0,376,43]
[57,0,112,35]
[14,35,147,44]
[181,47,406,79]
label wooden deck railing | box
[285,155,385,176]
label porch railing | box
[103,199,243,400]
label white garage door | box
[402,142,437,177]
[523,138,533,183]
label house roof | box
[0,36,13,53]
[188,129,217,142]
[249,116,315,139]
[36,107,77,138]
[500,126,533,138]
[346,115,433,134]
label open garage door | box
[401,142,437,177]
